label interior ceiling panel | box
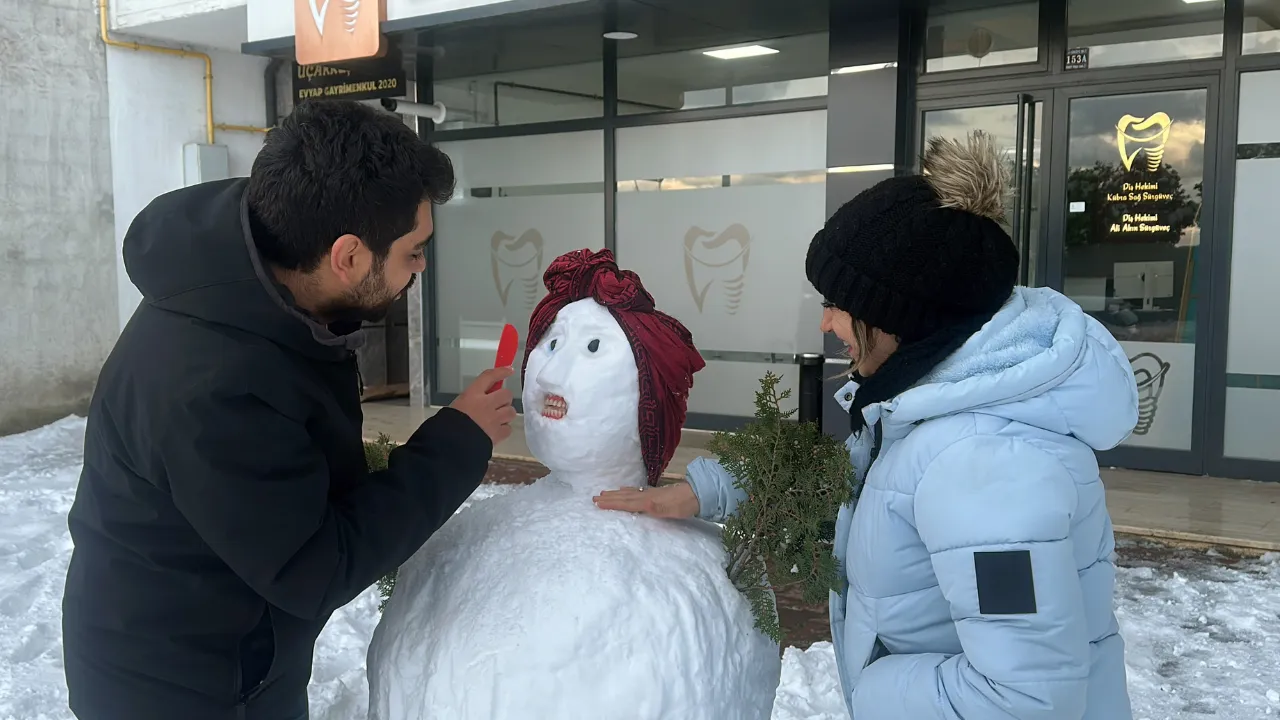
[413,0,830,80]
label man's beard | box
[320,265,415,326]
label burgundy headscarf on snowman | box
[522,249,706,486]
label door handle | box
[1015,94,1037,286]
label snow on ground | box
[1,417,1278,719]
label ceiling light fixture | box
[702,45,778,60]
[831,62,898,75]
[1181,0,1218,4]
[603,31,638,40]
[828,164,895,174]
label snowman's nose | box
[535,348,574,396]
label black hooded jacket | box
[62,178,492,720]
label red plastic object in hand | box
[489,323,519,393]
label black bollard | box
[797,353,823,432]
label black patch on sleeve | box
[974,550,1037,615]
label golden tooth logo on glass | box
[1116,112,1172,172]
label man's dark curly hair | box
[246,99,456,271]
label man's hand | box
[593,482,700,519]
[450,367,517,446]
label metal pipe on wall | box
[99,0,273,142]
[265,58,281,128]
[98,0,215,145]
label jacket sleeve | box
[684,456,749,523]
[162,389,492,620]
[850,435,1092,720]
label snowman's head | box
[521,249,705,486]
[523,299,642,479]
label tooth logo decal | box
[491,229,545,310]
[1116,112,1172,173]
[341,0,361,33]
[683,224,751,315]
[1129,352,1171,436]
[307,0,330,36]
[295,0,382,65]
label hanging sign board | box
[1065,47,1090,71]
[295,0,387,65]
[293,46,406,103]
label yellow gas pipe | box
[98,0,271,143]
[215,123,272,134]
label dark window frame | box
[419,0,831,431]
[909,0,1280,482]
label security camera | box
[380,98,447,124]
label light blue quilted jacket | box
[688,287,1138,720]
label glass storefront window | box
[1244,0,1280,55]
[428,4,604,129]
[1224,70,1280,461]
[924,1,1040,73]
[432,64,605,130]
[1066,0,1223,68]
[612,0,827,114]
[921,103,1043,284]
[1060,89,1209,451]
[614,111,827,420]
[433,132,605,400]
[616,33,828,114]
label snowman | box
[366,249,781,720]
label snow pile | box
[307,483,517,717]
[1117,548,1280,719]
[771,643,845,720]
[0,418,84,719]
[1,417,1279,720]
[367,477,781,719]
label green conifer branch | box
[710,372,855,644]
[364,433,399,610]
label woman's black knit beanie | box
[806,132,1020,343]
[807,132,1022,431]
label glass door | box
[1047,81,1218,473]
[919,93,1048,286]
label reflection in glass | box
[617,33,828,115]
[1062,90,1208,450]
[433,64,605,130]
[924,1,1039,72]
[1067,0,1223,68]
[1244,0,1280,55]
[922,103,1042,285]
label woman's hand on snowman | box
[593,482,700,519]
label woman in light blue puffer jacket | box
[596,132,1139,719]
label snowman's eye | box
[587,339,600,353]
[549,339,558,351]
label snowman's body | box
[366,296,781,720]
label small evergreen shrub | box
[712,372,855,643]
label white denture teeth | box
[541,394,568,420]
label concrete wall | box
[107,46,270,328]
[0,0,117,435]
[113,0,246,29]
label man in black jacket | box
[62,100,516,720]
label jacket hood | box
[122,178,363,361]
[879,287,1139,451]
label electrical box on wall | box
[182,144,230,187]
